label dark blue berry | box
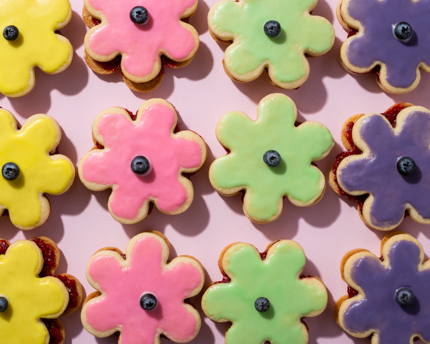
[264,21,281,38]
[140,293,157,310]
[2,162,20,180]
[263,150,281,167]
[131,156,151,175]
[393,22,413,42]
[397,156,416,176]
[3,26,19,41]
[395,287,414,306]
[130,6,149,25]
[0,297,8,312]
[255,297,270,312]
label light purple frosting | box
[343,239,430,344]
[338,111,430,228]
[345,0,430,88]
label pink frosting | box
[85,235,203,343]
[87,0,197,78]
[81,102,204,220]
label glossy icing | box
[341,0,430,90]
[79,99,206,223]
[209,0,334,87]
[210,94,333,223]
[202,241,327,343]
[0,240,68,344]
[339,234,430,343]
[82,231,204,344]
[85,0,198,82]
[0,110,75,229]
[0,0,72,97]
[337,107,430,229]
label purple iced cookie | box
[336,232,430,344]
[337,0,430,93]
[334,104,430,230]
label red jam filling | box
[41,319,63,344]
[96,55,122,73]
[347,27,357,37]
[91,17,101,26]
[30,238,80,311]
[332,103,410,212]
[347,285,359,298]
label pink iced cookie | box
[78,99,206,224]
[81,231,205,344]
[83,0,199,92]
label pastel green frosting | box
[202,241,327,344]
[210,94,333,222]
[210,0,334,83]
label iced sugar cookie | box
[336,231,430,344]
[330,103,430,230]
[337,0,430,93]
[0,109,75,230]
[81,231,205,344]
[0,0,73,97]
[83,0,199,92]
[0,237,82,344]
[209,93,333,223]
[202,240,327,344]
[208,0,334,89]
[79,99,206,224]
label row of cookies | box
[2,230,426,344]
[2,0,428,96]
[1,94,427,231]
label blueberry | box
[254,297,270,312]
[263,150,281,167]
[0,297,8,312]
[131,156,151,175]
[393,22,413,42]
[3,26,19,41]
[130,6,149,25]
[395,287,414,306]
[2,162,20,180]
[264,21,281,38]
[397,156,416,176]
[140,293,157,310]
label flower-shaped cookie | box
[0,110,75,230]
[208,0,334,89]
[338,0,430,93]
[0,237,82,344]
[209,94,333,223]
[0,0,72,97]
[79,99,206,224]
[202,240,327,344]
[330,103,430,230]
[82,231,205,344]
[83,0,199,92]
[336,232,430,344]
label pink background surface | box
[2,0,430,343]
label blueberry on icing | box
[397,156,416,176]
[0,297,8,312]
[395,287,415,306]
[393,22,413,43]
[2,162,20,180]
[130,6,149,25]
[264,21,281,38]
[131,156,151,175]
[263,150,281,167]
[254,297,270,312]
[3,26,19,41]
[140,293,157,311]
